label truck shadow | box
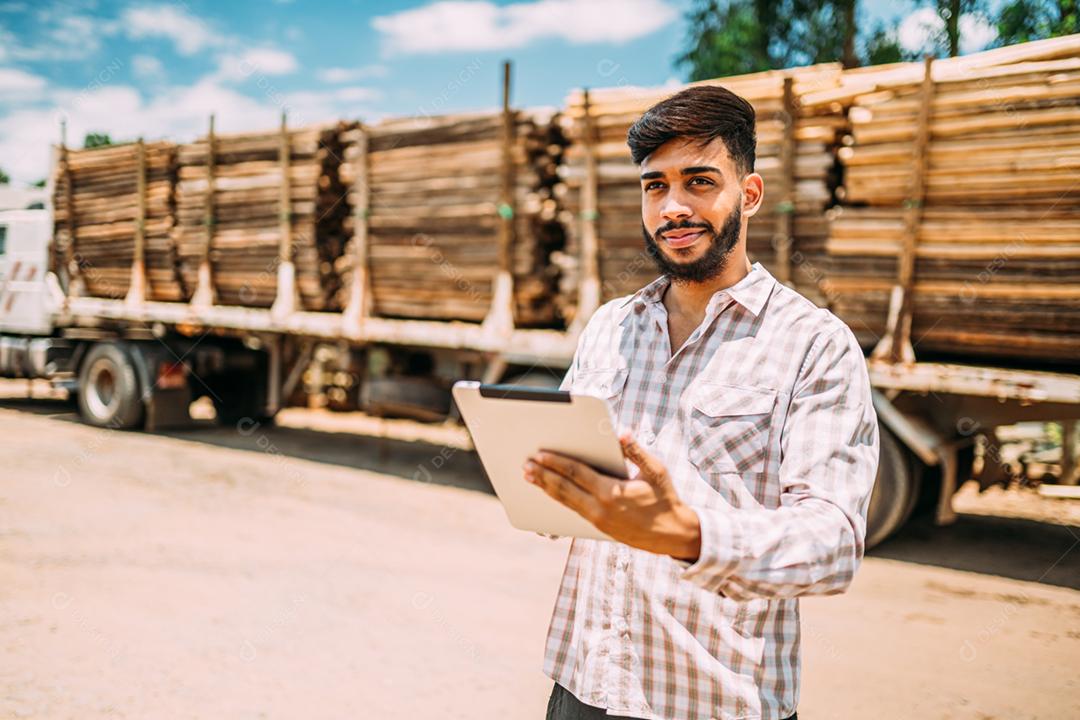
[2,396,1076,591]
[870,511,1079,591]
[157,419,495,495]
[0,395,494,494]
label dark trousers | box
[546,682,797,720]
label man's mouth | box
[660,228,705,248]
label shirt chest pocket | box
[686,383,776,475]
[573,367,628,400]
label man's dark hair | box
[626,85,756,176]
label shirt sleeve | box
[679,324,880,600]
[559,351,578,392]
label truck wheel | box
[866,425,919,549]
[77,343,145,429]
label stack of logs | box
[45,35,1080,367]
[811,35,1080,363]
[52,140,182,300]
[337,110,568,325]
[555,62,846,323]
[173,121,353,309]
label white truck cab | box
[0,208,56,336]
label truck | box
[2,202,1078,548]
[5,39,1080,546]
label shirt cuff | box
[678,504,744,592]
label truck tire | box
[865,425,919,549]
[77,343,145,429]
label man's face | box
[638,137,758,283]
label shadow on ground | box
[870,510,1079,591]
[0,395,492,495]
[4,395,1077,590]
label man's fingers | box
[525,461,600,522]
[532,451,605,495]
[620,434,670,487]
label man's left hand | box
[524,433,701,561]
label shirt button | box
[643,430,656,445]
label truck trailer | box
[2,205,1078,548]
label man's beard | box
[642,204,741,283]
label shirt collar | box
[618,262,775,318]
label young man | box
[524,85,880,720]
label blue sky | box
[0,0,1003,185]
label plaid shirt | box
[544,262,879,720]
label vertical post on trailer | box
[481,60,517,340]
[343,124,372,337]
[192,114,217,307]
[570,87,602,335]
[126,138,148,306]
[873,56,934,364]
[773,75,796,286]
[272,111,299,320]
[60,119,85,297]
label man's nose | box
[659,191,692,222]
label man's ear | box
[741,172,765,219]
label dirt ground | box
[1,380,1077,719]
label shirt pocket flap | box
[691,382,776,417]
[575,367,629,399]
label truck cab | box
[0,208,55,337]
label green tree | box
[995,0,1078,44]
[676,0,902,80]
[0,167,9,185]
[915,0,990,57]
[83,132,112,149]
[863,21,908,64]
[31,178,46,188]
[677,0,772,79]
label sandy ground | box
[0,382,1077,719]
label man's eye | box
[688,177,713,187]
[644,181,665,191]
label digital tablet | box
[451,380,629,541]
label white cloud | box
[1,11,117,61]
[131,54,165,81]
[317,65,389,83]
[216,47,299,82]
[957,13,998,54]
[121,4,226,56]
[0,67,47,101]
[0,80,276,185]
[898,7,997,56]
[372,0,678,55]
[0,75,384,185]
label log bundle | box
[823,36,1080,363]
[173,123,352,309]
[52,141,182,300]
[41,35,1080,368]
[555,63,846,321]
[337,111,567,325]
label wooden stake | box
[59,119,84,297]
[192,114,217,307]
[481,60,516,337]
[125,138,148,306]
[773,75,796,285]
[873,56,934,364]
[343,123,372,335]
[272,111,299,320]
[571,87,602,333]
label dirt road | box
[1,386,1077,719]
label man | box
[524,85,879,720]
